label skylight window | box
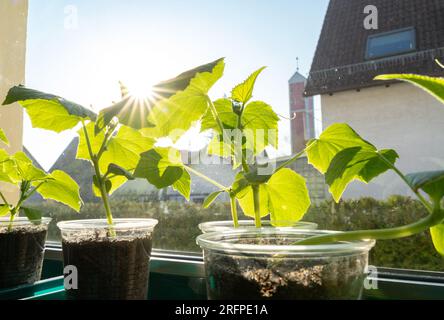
[366,27,416,59]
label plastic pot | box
[197,229,375,300]
[0,217,51,289]
[58,218,158,300]
[199,220,318,233]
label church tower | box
[289,69,315,154]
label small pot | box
[199,220,318,233]
[197,229,375,300]
[0,217,51,289]
[58,218,158,300]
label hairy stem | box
[184,165,227,190]
[0,191,9,207]
[377,152,433,212]
[252,184,262,228]
[82,121,115,235]
[276,149,306,172]
[298,207,444,245]
[230,195,239,228]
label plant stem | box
[82,121,115,235]
[206,96,226,139]
[230,195,239,228]
[184,165,227,190]
[252,184,262,228]
[0,191,9,207]
[276,149,306,172]
[377,152,433,213]
[297,207,444,245]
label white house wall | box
[321,82,444,199]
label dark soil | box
[0,226,48,289]
[203,238,369,300]
[62,235,153,300]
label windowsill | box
[42,243,444,300]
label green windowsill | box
[2,257,444,300]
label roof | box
[289,71,307,84]
[305,0,444,96]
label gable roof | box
[305,0,444,96]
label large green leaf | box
[0,205,11,217]
[430,224,444,256]
[375,74,444,105]
[20,206,42,221]
[13,152,47,182]
[201,98,237,132]
[406,171,444,202]
[242,101,279,153]
[142,58,225,141]
[237,184,269,218]
[172,170,191,200]
[0,129,9,146]
[77,123,154,196]
[326,147,398,202]
[2,86,96,133]
[306,123,375,174]
[76,122,105,161]
[134,147,186,189]
[0,150,17,184]
[203,190,224,208]
[266,169,311,226]
[95,81,155,133]
[231,67,266,104]
[34,170,82,212]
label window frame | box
[365,27,417,60]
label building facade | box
[305,0,444,199]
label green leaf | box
[20,206,42,222]
[306,123,375,174]
[0,150,17,184]
[201,98,237,132]
[237,184,269,218]
[430,224,444,256]
[134,147,185,189]
[0,205,11,217]
[13,152,47,182]
[76,122,105,161]
[266,169,311,226]
[34,170,82,212]
[231,172,250,196]
[2,86,96,133]
[0,129,9,146]
[326,147,398,202]
[77,123,154,196]
[95,81,155,133]
[141,58,225,141]
[203,190,224,208]
[231,67,266,104]
[406,170,444,202]
[375,74,444,105]
[106,163,135,180]
[172,170,191,200]
[242,101,279,153]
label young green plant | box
[297,67,444,256]
[2,59,227,233]
[0,132,81,229]
[134,63,312,227]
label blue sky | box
[25,0,329,170]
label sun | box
[125,77,155,100]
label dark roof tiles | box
[305,0,444,96]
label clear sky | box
[25,0,329,170]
